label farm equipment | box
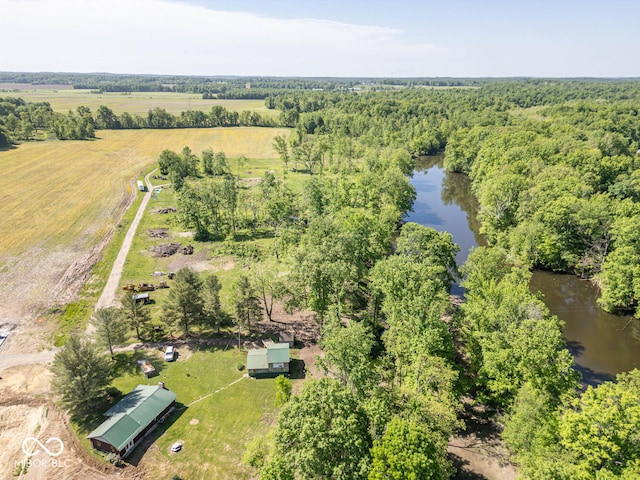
[138,283,155,291]
[122,284,137,291]
[157,281,169,289]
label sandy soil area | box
[0,364,144,480]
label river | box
[407,154,640,384]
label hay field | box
[8,89,278,117]
[0,127,286,319]
[0,127,285,257]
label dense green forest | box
[5,75,640,477]
[150,79,640,478]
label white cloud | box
[0,0,444,76]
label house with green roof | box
[247,343,290,377]
[87,383,177,457]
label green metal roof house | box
[247,343,290,377]
[87,384,177,457]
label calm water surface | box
[406,155,640,383]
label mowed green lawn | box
[11,89,279,118]
[109,348,282,479]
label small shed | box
[247,343,290,377]
[87,384,176,457]
[278,330,295,348]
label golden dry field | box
[0,127,287,320]
[2,88,278,117]
[0,127,285,257]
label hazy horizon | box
[1,0,639,78]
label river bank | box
[407,154,640,382]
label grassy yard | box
[8,89,279,118]
[102,347,285,479]
[117,152,308,330]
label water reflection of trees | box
[440,168,485,246]
[414,153,444,172]
[414,153,486,246]
[626,317,640,344]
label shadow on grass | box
[125,402,187,467]
[191,341,231,354]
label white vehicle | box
[164,345,176,362]
[170,442,182,452]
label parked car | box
[164,345,176,362]
[170,442,182,452]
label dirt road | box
[87,172,155,335]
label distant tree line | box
[0,98,278,143]
[0,71,495,94]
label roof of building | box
[246,343,290,370]
[87,385,176,451]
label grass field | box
[0,127,287,327]
[5,89,279,117]
[0,128,287,258]
[100,348,285,479]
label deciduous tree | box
[369,416,452,480]
[91,306,128,356]
[232,273,262,332]
[269,379,372,479]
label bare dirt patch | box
[0,243,105,332]
[168,250,215,273]
[0,363,143,480]
[448,401,517,480]
[0,317,55,355]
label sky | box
[1,0,639,78]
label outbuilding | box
[278,330,295,348]
[87,384,177,457]
[247,343,290,377]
